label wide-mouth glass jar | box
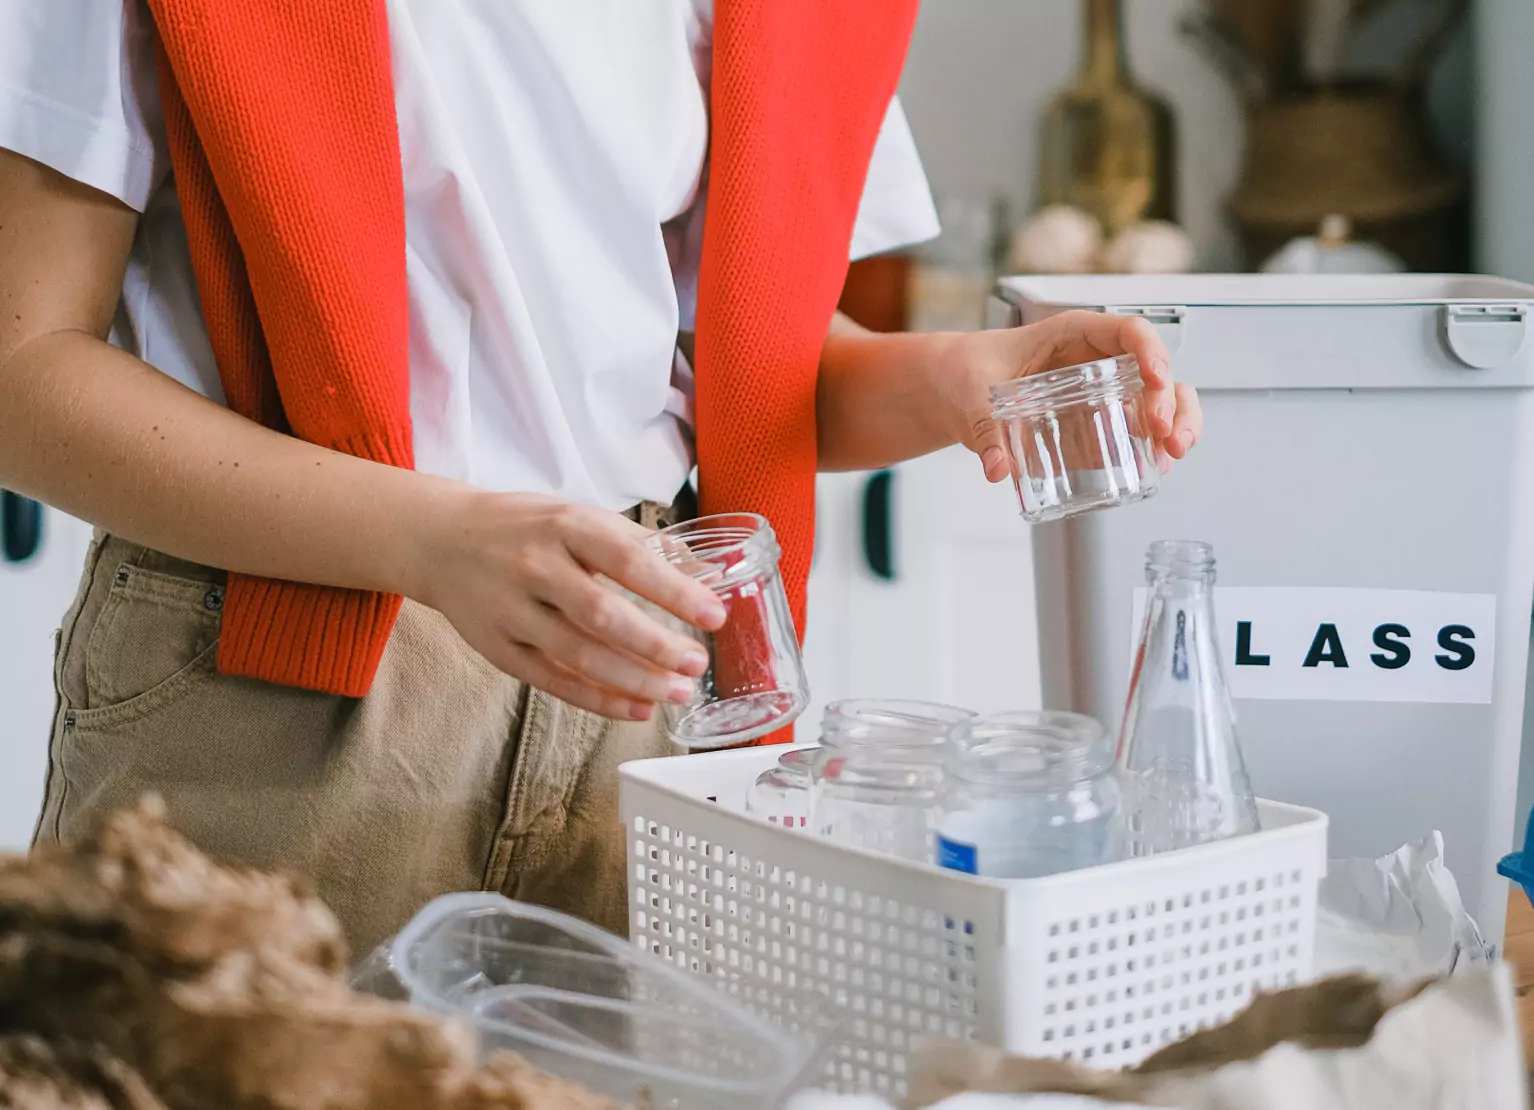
[810,699,975,864]
[647,513,808,748]
[744,746,818,829]
[936,710,1125,879]
[989,354,1159,524]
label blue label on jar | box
[937,836,977,874]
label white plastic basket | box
[622,747,1328,1096]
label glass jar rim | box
[988,354,1141,419]
[820,699,976,753]
[776,747,818,772]
[647,512,780,587]
[948,710,1113,786]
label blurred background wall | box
[1477,0,1534,282]
[890,0,1473,274]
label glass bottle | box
[1117,540,1259,854]
[1037,0,1176,236]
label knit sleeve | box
[848,96,940,262]
[0,0,169,212]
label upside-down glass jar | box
[989,354,1160,524]
[810,699,976,864]
[936,710,1125,879]
[647,514,809,748]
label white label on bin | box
[1128,588,1497,705]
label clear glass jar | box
[744,747,817,829]
[936,710,1124,878]
[1118,540,1259,855]
[989,354,1160,523]
[810,699,975,864]
[647,514,809,748]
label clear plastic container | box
[936,710,1125,879]
[810,699,975,864]
[989,354,1159,523]
[744,746,817,829]
[647,514,809,748]
[379,893,826,1109]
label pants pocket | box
[47,591,521,957]
[80,562,222,716]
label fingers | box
[1034,311,1171,384]
[550,572,710,676]
[972,418,1010,483]
[1031,312,1175,437]
[565,514,727,631]
[1165,381,1203,459]
[1116,316,1172,390]
[518,602,699,705]
[498,643,657,721]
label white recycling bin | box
[988,274,1534,944]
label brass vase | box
[1038,0,1176,235]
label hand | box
[934,310,1202,482]
[409,491,727,721]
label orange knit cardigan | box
[146,0,919,698]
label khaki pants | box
[33,500,690,955]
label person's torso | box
[125,0,713,510]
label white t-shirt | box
[0,0,939,512]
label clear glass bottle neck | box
[1145,541,1216,590]
[1118,541,1259,848]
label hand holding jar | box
[935,309,1201,483]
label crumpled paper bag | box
[1313,832,1495,985]
[785,1091,1145,1110]
[906,966,1525,1110]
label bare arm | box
[0,150,722,718]
[0,151,454,595]
[815,309,1200,478]
[814,312,960,472]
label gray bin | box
[989,274,1534,942]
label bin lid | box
[995,274,1534,387]
[996,274,1534,309]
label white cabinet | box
[0,502,90,850]
[801,445,1043,734]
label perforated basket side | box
[992,801,1327,1066]
[622,751,1011,1098]
[620,752,1327,1094]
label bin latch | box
[1107,305,1186,355]
[1444,304,1527,370]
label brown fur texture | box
[0,1037,168,1110]
[0,798,612,1110]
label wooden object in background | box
[1502,888,1534,1066]
[1188,0,1472,271]
[1231,83,1467,271]
[837,253,911,333]
[1209,0,1303,92]
[1037,0,1176,237]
